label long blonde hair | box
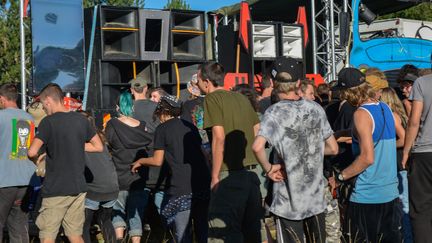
[380,87,408,127]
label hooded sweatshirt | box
[105,118,154,191]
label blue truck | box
[350,0,432,80]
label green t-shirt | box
[203,89,260,171]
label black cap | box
[332,67,365,90]
[160,95,181,108]
[402,73,418,83]
[271,57,303,82]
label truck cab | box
[350,0,432,82]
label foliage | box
[164,0,191,10]
[0,1,31,85]
[84,0,144,8]
[380,3,432,21]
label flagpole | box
[20,0,26,110]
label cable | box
[174,62,180,99]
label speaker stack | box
[216,21,305,85]
[85,6,156,111]
[279,24,305,76]
[84,6,207,112]
[252,23,278,59]
[139,9,170,61]
[280,24,304,59]
[160,10,206,88]
[99,6,140,60]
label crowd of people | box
[1,59,432,243]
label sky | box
[145,0,239,11]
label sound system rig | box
[159,9,206,90]
[31,3,304,123]
[217,21,305,89]
[84,6,206,113]
[251,22,305,82]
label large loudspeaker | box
[87,60,154,110]
[31,0,85,93]
[169,10,206,61]
[139,10,170,60]
[99,6,140,60]
[252,23,278,59]
[279,24,304,60]
[216,24,252,74]
[159,62,200,85]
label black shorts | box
[343,198,402,243]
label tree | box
[0,0,144,85]
[164,0,191,10]
[0,1,31,85]
[380,3,432,21]
[84,0,144,8]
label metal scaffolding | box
[311,0,350,82]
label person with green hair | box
[105,91,154,243]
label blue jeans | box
[153,190,164,214]
[168,197,208,243]
[112,189,164,237]
[112,190,149,237]
[85,198,116,210]
[172,209,192,243]
[398,170,413,243]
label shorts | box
[85,198,116,211]
[36,193,86,239]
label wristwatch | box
[336,171,345,183]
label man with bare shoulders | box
[28,83,103,243]
[338,80,401,242]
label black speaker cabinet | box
[216,24,252,74]
[87,60,154,110]
[252,22,279,59]
[139,10,170,61]
[279,24,304,60]
[169,10,206,61]
[159,61,200,85]
[99,6,140,60]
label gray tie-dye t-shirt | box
[259,99,333,220]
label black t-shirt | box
[85,146,119,202]
[154,118,210,196]
[324,100,340,130]
[328,101,357,170]
[133,99,159,133]
[333,101,356,131]
[258,97,271,114]
[36,112,95,198]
